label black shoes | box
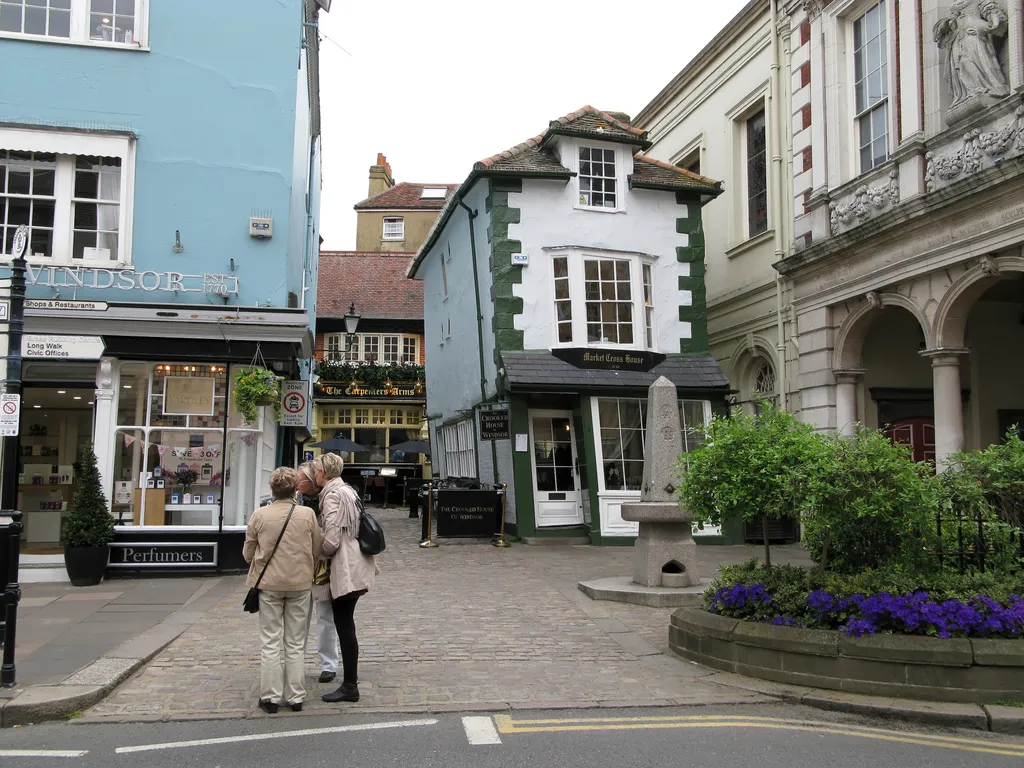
[258,699,279,714]
[318,671,336,683]
[287,702,303,712]
[322,683,359,703]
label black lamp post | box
[343,302,360,355]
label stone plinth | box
[619,376,700,588]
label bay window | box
[0,127,134,264]
[322,333,421,365]
[549,250,656,349]
[0,0,146,46]
[318,406,424,465]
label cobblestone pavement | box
[81,507,811,722]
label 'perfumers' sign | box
[317,381,421,398]
[108,542,218,568]
[552,348,666,372]
[27,266,239,296]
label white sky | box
[317,0,751,250]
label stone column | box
[921,349,969,471]
[833,368,865,438]
[93,357,118,511]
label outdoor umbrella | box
[387,439,432,455]
[308,436,368,453]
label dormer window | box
[578,146,616,209]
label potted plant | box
[63,443,116,586]
[173,468,199,495]
[233,366,282,424]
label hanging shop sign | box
[317,381,421,398]
[435,490,501,538]
[480,410,510,440]
[552,348,666,372]
[26,266,239,296]
[163,377,216,416]
[108,541,218,568]
[22,334,105,359]
[280,380,308,427]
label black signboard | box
[552,348,666,372]
[435,490,500,538]
[108,542,217,568]
[480,410,510,440]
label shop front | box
[16,300,313,575]
[441,351,739,546]
[312,377,428,505]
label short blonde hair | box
[297,461,317,483]
[315,452,344,480]
[269,467,300,499]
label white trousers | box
[304,597,339,673]
[258,589,311,704]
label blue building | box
[0,0,327,571]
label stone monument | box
[620,376,700,588]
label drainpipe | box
[769,0,789,411]
[458,197,500,485]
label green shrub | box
[803,428,938,573]
[62,444,115,549]
[678,401,822,565]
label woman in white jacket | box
[313,453,379,703]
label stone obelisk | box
[619,376,700,587]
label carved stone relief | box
[925,105,1024,191]
[829,168,900,235]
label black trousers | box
[331,591,364,685]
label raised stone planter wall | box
[671,608,1024,703]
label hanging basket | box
[233,366,282,423]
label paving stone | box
[83,507,808,721]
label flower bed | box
[708,582,1024,639]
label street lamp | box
[343,302,360,354]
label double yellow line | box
[493,714,1024,757]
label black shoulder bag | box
[356,495,386,556]
[243,503,296,613]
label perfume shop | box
[19,354,291,573]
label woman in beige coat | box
[313,453,379,703]
[242,467,322,714]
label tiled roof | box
[630,156,722,194]
[475,132,572,174]
[354,182,459,211]
[317,251,422,320]
[500,351,729,392]
[545,105,650,147]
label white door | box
[529,410,583,527]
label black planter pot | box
[64,545,110,587]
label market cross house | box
[409,107,736,545]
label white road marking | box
[0,750,88,758]
[462,716,502,745]
[115,717,439,754]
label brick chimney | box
[368,153,394,198]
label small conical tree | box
[62,443,115,548]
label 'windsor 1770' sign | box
[26,266,240,296]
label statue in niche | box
[935,0,1010,120]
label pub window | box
[320,408,336,427]
[371,408,387,425]
[339,408,352,424]
[354,408,369,425]
[362,335,379,363]
[390,409,404,425]
[402,337,418,364]
[325,334,342,361]
[383,335,400,364]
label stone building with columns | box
[779,0,1024,468]
[639,0,1024,470]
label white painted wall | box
[508,136,693,355]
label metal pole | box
[491,483,510,548]
[1,226,28,687]
[419,482,438,548]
